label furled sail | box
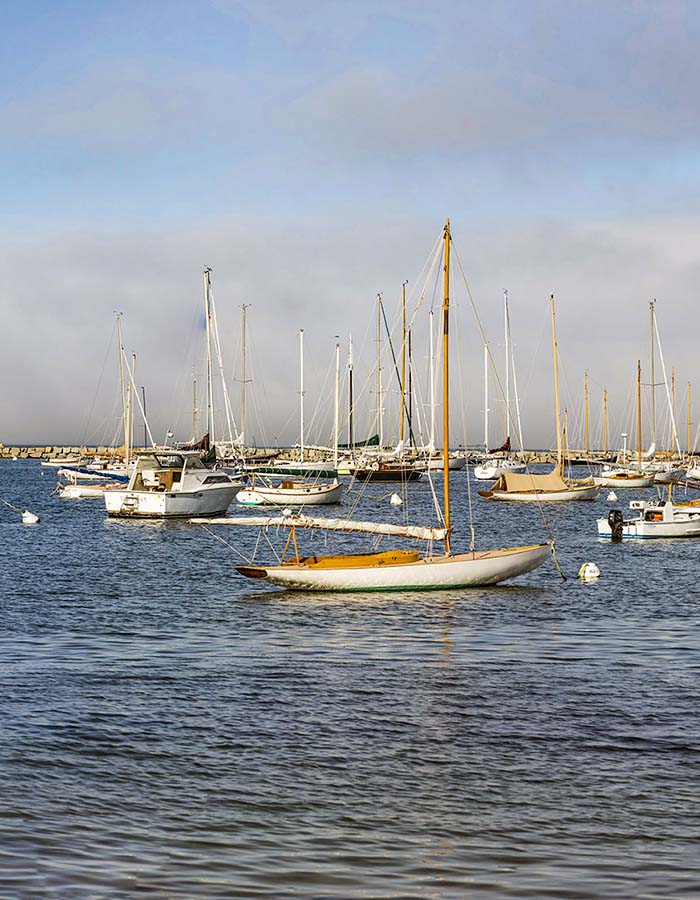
[189,513,447,542]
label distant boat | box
[480,295,599,503]
[105,450,242,518]
[237,478,342,506]
[598,499,700,539]
[353,462,422,483]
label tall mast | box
[333,341,340,470]
[442,219,451,554]
[650,299,656,451]
[348,333,354,453]
[203,267,215,445]
[192,366,198,442]
[400,281,407,445]
[142,385,147,450]
[671,366,676,451]
[688,381,692,455]
[507,292,525,453]
[376,294,383,449]
[603,386,608,455]
[129,352,136,464]
[429,309,436,452]
[483,343,489,451]
[241,304,249,448]
[116,313,128,458]
[408,328,413,449]
[584,370,589,455]
[637,359,642,467]
[504,289,510,444]
[299,329,305,460]
[550,294,563,475]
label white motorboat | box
[237,479,342,506]
[598,499,700,539]
[105,450,242,518]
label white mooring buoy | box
[607,491,618,502]
[389,492,403,507]
[577,562,600,581]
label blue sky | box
[2,1,699,447]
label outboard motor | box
[607,508,624,542]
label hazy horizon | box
[2,2,698,453]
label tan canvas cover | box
[491,469,571,493]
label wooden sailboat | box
[594,361,655,488]
[480,294,599,502]
[197,221,551,591]
[238,339,343,505]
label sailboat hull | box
[237,481,343,506]
[481,485,599,501]
[235,544,551,592]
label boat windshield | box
[137,453,186,471]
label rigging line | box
[200,524,255,562]
[451,245,532,455]
[451,246,559,546]
[79,318,119,446]
[379,296,418,448]
[452,308,476,550]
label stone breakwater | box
[0,444,571,464]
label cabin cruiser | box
[105,450,243,518]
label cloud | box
[1,213,698,451]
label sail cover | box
[190,513,448,542]
[490,469,572,493]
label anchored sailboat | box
[194,220,551,591]
[480,294,599,502]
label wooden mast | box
[442,219,451,554]
[550,294,563,475]
[603,386,608,455]
[637,359,642,468]
[584,370,589,456]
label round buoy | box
[577,562,600,581]
[21,509,40,525]
[282,507,292,517]
[390,492,403,507]
[607,491,618,502]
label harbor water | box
[1,460,699,898]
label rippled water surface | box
[1,460,699,899]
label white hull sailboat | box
[593,469,655,488]
[196,220,551,592]
[236,544,550,591]
[237,479,342,506]
[474,458,526,481]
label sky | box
[2,0,699,450]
